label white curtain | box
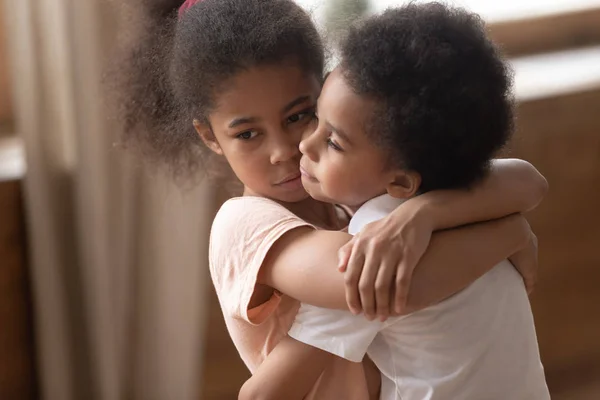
[2,0,214,398]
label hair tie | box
[178,0,204,18]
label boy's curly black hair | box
[340,2,514,193]
[108,0,324,179]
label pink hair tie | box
[178,0,204,18]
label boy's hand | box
[338,202,433,320]
[509,231,539,295]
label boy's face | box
[299,68,399,208]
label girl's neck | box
[242,188,342,230]
[284,196,343,230]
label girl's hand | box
[338,202,433,320]
[509,230,539,295]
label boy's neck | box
[347,190,409,213]
[347,193,410,235]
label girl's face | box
[197,63,320,203]
[299,68,409,208]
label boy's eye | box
[236,130,259,140]
[327,137,343,152]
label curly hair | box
[339,2,514,193]
[107,0,324,180]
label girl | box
[111,0,546,398]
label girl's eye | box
[287,109,316,124]
[327,137,343,152]
[236,130,259,140]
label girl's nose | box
[270,135,300,165]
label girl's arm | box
[364,356,382,400]
[418,158,548,226]
[259,211,532,314]
[239,340,381,400]
[238,336,334,400]
[246,214,532,399]
[340,158,547,318]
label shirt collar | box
[348,194,406,235]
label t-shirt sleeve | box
[209,197,315,325]
[288,303,383,362]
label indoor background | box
[1,0,599,399]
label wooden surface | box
[489,7,600,57]
[0,179,37,399]
[200,289,250,400]
[511,88,600,396]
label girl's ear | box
[386,169,421,199]
[194,119,223,155]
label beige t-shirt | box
[209,196,371,400]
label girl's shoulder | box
[210,196,314,259]
[212,196,298,231]
[209,195,314,319]
[218,195,287,212]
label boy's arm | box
[238,336,334,400]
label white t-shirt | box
[289,194,550,400]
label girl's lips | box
[276,174,304,190]
[276,172,302,185]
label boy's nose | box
[299,128,319,161]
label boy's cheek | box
[324,175,365,206]
[304,183,338,205]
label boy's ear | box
[386,170,421,199]
[193,119,223,155]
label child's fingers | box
[526,280,536,295]
[344,247,365,315]
[389,285,399,317]
[522,269,537,295]
[337,239,354,272]
[358,252,379,320]
[394,261,414,314]
[374,259,396,321]
[511,235,538,296]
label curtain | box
[2,0,214,398]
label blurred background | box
[1,0,599,399]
